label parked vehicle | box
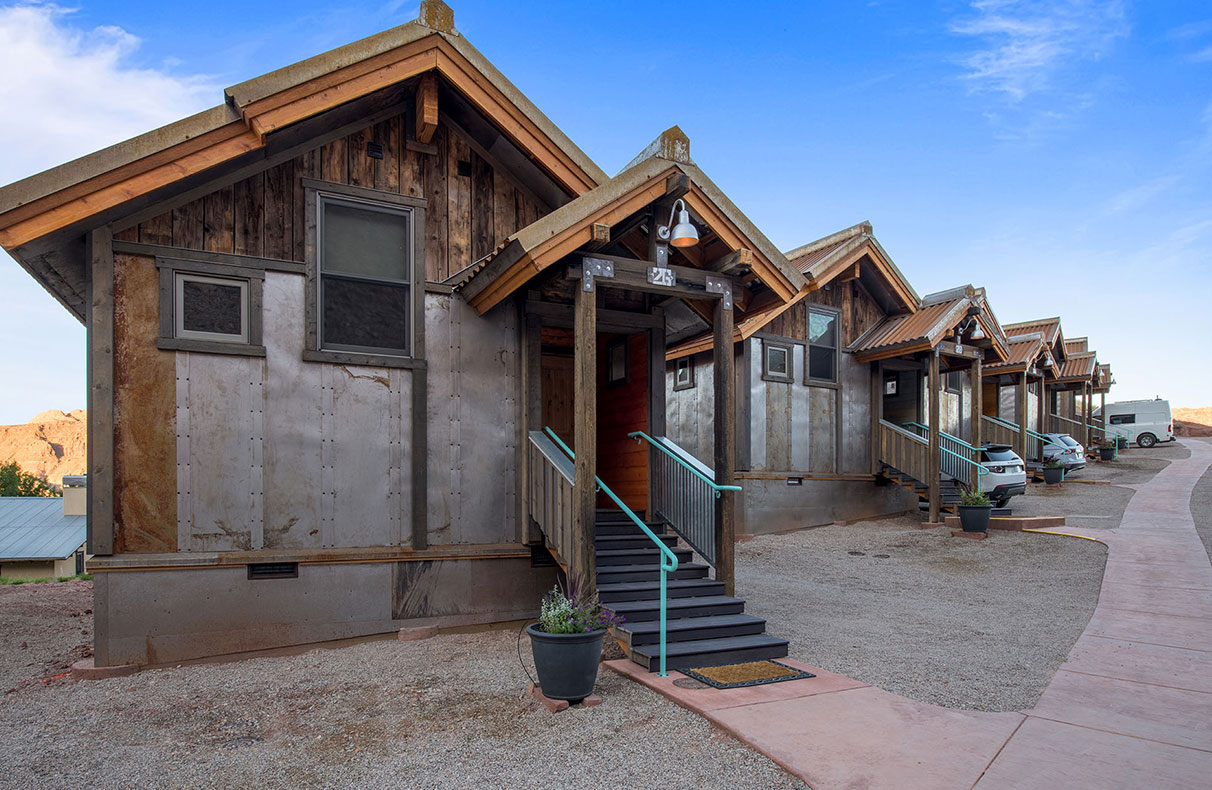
[1093,399,1174,449]
[1042,432,1086,471]
[980,443,1027,508]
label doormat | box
[681,660,815,689]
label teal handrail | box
[902,422,989,479]
[985,414,1049,443]
[627,431,742,498]
[544,427,678,677]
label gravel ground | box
[736,518,1106,712]
[1189,439,1212,563]
[0,620,805,789]
[0,578,92,692]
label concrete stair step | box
[605,594,745,622]
[596,547,693,566]
[631,634,790,672]
[596,562,710,584]
[618,614,767,646]
[598,578,725,603]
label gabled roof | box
[0,0,607,319]
[785,222,918,312]
[0,499,85,560]
[1093,362,1115,393]
[850,285,1009,363]
[1002,317,1067,365]
[1064,337,1089,354]
[1057,350,1097,382]
[985,332,1047,373]
[455,127,806,314]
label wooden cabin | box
[980,332,1056,468]
[0,2,809,669]
[665,224,1012,530]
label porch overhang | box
[849,285,1009,364]
[454,130,806,316]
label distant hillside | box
[1174,407,1212,438]
[0,410,87,486]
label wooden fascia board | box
[808,239,868,285]
[854,339,934,363]
[0,123,259,250]
[683,186,796,303]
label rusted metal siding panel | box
[748,339,766,470]
[840,352,872,474]
[425,293,454,544]
[665,353,715,468]
[112,252,177,553]
[790,345,811,470]
[808,387,836,473]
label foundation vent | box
[247,562,299,580]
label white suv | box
[1042,433,1085,471]
[980,444,1027,508]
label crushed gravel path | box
[0,625,805,789]
[0,578,92,692]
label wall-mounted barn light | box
[657,198,699,248]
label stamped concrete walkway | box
[608,439,1212,789]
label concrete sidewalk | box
[608,439,1212,789]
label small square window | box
[674,357,694,391]
[175,272,249,344]
[763,341,792,383]
[607,339,628,386]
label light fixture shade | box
[970,322,986,340]
[669,207,699,247]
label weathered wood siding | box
[118,114,544,281]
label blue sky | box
[1,0,1210,424]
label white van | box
[1093,399,1174,448]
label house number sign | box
[648,266,676,286]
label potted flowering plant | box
[1098,441,1116,461]
[957,489,993,532]
[1043,458,1065,485]
[526,577,624,702]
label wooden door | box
[541,352,575,448]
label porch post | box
[1081,383,1090,449]
[1016,373,1029,462]
[927,350,941,523]
[573,282,597,591]
[870,361,882,475]
[713,297,737,596]
[970,357,982,490]
[1100,391,1106,443]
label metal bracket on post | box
[705,276,733,310]
[581,257,614,292]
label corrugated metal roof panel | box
[0,498,85,560]
[852,297,966,353]
[789,237,849,272]
[1003,317,1061,343]
[986,335,1043,369]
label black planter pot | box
[957,504,992,532]
[1116,438,1128,450]
[527,625,606,702]
[1043,466,1065,484]
[1099,447,1115,461]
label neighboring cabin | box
[0,477,87,580]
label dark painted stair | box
[594,512,788,672]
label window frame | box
[761,339,794,383]
[156,257,265,357]
[606,338,629,388]
[303,179,427,369]
[1109,413,1135,425]
[805,305,840,385]
[673,356,695,391]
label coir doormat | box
[681,660,816,689]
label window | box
[318,194,413,356]
[673,357,695,391]
[806,307,838,383]
[175,273,248,343]
[945,371,964,394]
[606,339,628,386]
[1109,413,1135,425]
[763,340,792,383]
[156,257,264,356]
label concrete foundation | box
[93,556,556,666]
[735,477,916,536]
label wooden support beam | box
[583,222,612,252]
[416,73,438,145]
[1015,373,1029,463]
[970,357,982,490]
[665,173,690,200]
[1081,383,1090,449]
[87,227,114,558]
[706,248,754,274]
[839,261,861,282]
[927,351,941,524]
[713,297,737,597]
[524,299,662,333]
[573,283,597,592]
[1038,376,1048,456]
[521,311,543,544]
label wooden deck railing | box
[878,419,931,485]
[527,430,576,568]
[982,415,1019,448]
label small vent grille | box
[530,544,557,568]
[366,141,385,160]
[248,562,299,580]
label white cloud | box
[0,3,216,423]
[950,0,1129,101]
[0,2,217,184]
